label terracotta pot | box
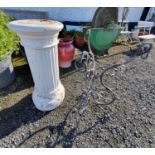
[75,34,85,47]
[58,38,75,68]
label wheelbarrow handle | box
[84,28,91,42]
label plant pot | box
[58,37,75,68]
[0,52,15,88]
[75,34,85,47]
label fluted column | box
[8,19,65,111]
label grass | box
[12,56,27,67]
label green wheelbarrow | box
[84,28,122,55]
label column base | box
[32,82,65,111]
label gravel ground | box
[0,45,155,148]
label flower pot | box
[0,52,15,88]
[8,19,65,111]
[75,34,85,47]
[58,37,75,68]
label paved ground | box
[0,45,155,148]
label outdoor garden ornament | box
[8,19,65,111]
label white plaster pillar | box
[8,19,65,111]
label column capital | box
[8,19,64,49]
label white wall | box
[2,7,144,22]
[146,7,155,21]
[5,7,97,22]
[118,7,144,22]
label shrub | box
[0,10,19,58]
[75,30,84,37]
[63,29,76,37]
